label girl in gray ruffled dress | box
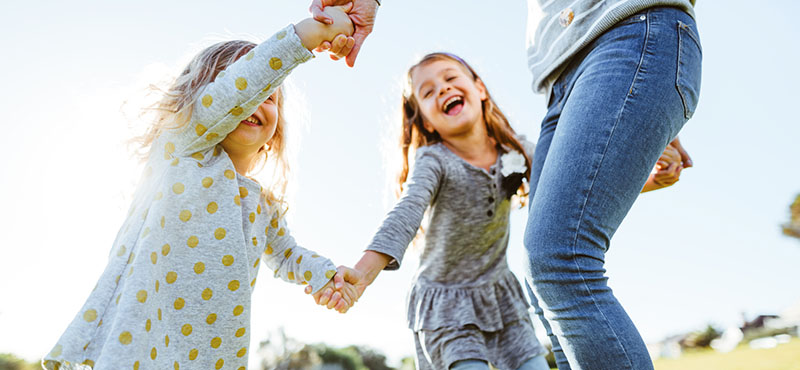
[351,52,551,370]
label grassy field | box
[653,338,800,370]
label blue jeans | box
[523,7,702,370]
[451,356,550,370]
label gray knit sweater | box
[526,0,695,94]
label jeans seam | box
[565,11,652,370]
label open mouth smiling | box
[242,116,261,127]
[442,96,464,115]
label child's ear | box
[475,78,488,101]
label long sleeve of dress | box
[263,211,337,294]
[366,149,444,270]
[167,24,313,157]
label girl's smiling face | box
[411,59,487,140]
[220,91,279,159]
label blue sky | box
[1,0,799,367]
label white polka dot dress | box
[43,25,336,370]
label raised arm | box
[167,7,353,157]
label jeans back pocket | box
[676,20,703,119]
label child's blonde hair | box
[136,40,291,199]
[399,52,531,207]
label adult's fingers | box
[310,0,333,24]
[345,29,368,67]
[671,137,693,168]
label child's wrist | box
[294,19,324,51]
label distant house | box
[741,314,780,332]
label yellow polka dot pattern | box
[201,95,213,108]
[235,77,248,91]
[119,331,132,345]
[211,337,222,348]
[196,124,208,136]
[269,57,283,70]
[47,34,337,369]
[222,255,234,266]
[215,228,226,240]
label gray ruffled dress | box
[367,143,548,370]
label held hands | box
[295,3,356,58]
[310,0,378,66]
[304,265,365,313]
[642,137,693,192]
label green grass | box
[653,338,800,370]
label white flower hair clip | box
[500,150,527,177]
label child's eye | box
[445,76,456,82]
[422,90,432,98]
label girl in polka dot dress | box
[43,6,360,370]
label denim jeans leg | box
[523,7,701,370]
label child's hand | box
[295,3,355,54]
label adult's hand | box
[669,136,693,168]
[310,0,378,66]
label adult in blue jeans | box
[310,1,702,369]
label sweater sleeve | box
[263,211,337,294]
[168,24,314,157]
[366,149,444,270]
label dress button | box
[559,8,574,27]
[640,15,646,21]
[487,210,493,217]
[488,197,494,203]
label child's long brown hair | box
[134,40,291,199]
[398,52,531,206]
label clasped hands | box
[304,265,366,313]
